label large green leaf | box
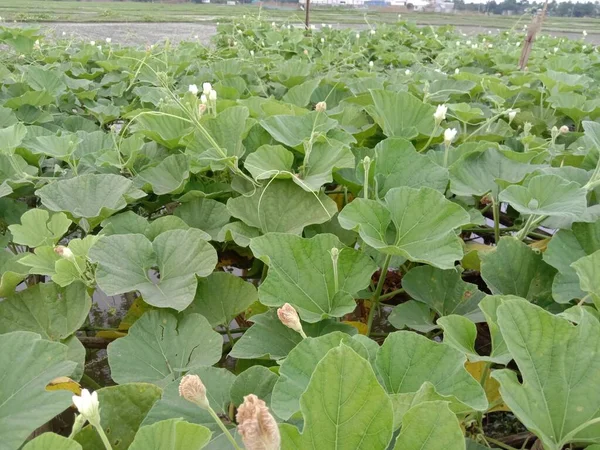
[89,229,217,310]
[339,187,470,269]
[0,250,28,297]
[281,345,394,449]
[369,89,435,139]
[393,401,465,450]
[0,332,77,450]
[543,221,600,303]
[480,237,556,307]
[230,366,278,408]
[174,198,231,240]
[8,209,71,247]
[108,310,222,387]
[271,332,370,420]
[36,174,145,226]
[136,154,190,195]
[374,137,449,195]
[134,112,192,149]
[499,174,587,219]
[0,281,90,340]
[375,331,488,412]
[572,250,600,306]
[74,383,162,450]
[449,148,535,197]
[23,434,82,450]
[227,179,337,235]
[492,297,600,450]
[143,366,236,433]
[250,233,377,322]
[401,265,485,322]
[185,272,258,327]
[129,419,212,450]
[260,111,338,147]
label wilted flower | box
[54,245,75,260]
[560,125,570,134]
[444,128,457,145]
[237,394,280,450]
[277,303,305,337]
[72,389,100,424]
[433,104,447,124]
[189,84,199,95]
[105,37,111,44]
[315,101,327,113]
[179,374,209,409]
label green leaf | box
[543,222,600,303]
[143,367,236,433]
[388,301,437,333]
[89,229,217,310]
[393,401,465,450]
[0,123,27,153]
[74,383,162,450]
[282,78,321,107]
[0,282,90,340]
[23,433,83,450]
[369,89,435,139]
[217,222,260,247]
[174,198,231,240]
[26,134,81,159]
[244,144,294,181]
[499,174,587,219]
[260,111,338,147]
[282,345,393,450]
[185,272,258,327]
[0,250,28,297]
[492,297,600,450]
[375,331,488,412]
[133,112,192,149]
[271,332,370,420]
[294,139,355,192]
[339,187,470,269]
[0,332,77,450]
[36,174,146,226]
[136,154,190,195]
[108,310,222,387]
[227,180,337,235]
[374,137,449,196]
[402,265,485,322]
[449,148,535,197]
[8,209,71,247]
[129,419,212,450]
[572,250,600,305]
[480,237,556,307]
[250,233,377,322]
[230,366,278,407]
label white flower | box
[398,13,402,18]
[356,33,360,39]
[271,21,276,27]
[434,68,441,73]
[405,69,411,75]
[321,37,325,43]
[250,50,254,56]
[315,101,327,112]
[370,29,376,35]
[483,38,486,42]
[322,23,326,27]
[62,31,66,36]
[237,29,243,35]
[209,89,217,101]
[456,41,460,46]
[189,84,199,95]
[516,42,521,47]
[466,40,472,45]
[72,389,100,424]
[243,14,246,18]
[455,68,460,74]
[200,94,208,104]
[54,245,74,260]
[105,37,111,44]
[583,45,588,50]
[287,25,291,30]
[508,109,517,122]
[583,30,588,37]
[471,44,477,49]
[194,35,199,39]
[90,40,95,46]
[97,45,102,51]
[488,43,493,48]
[310,24,316,30]
[328,24,333,29]
[179,374,209,409]
[277,303,304,336]
[488,30,492,34]
[560,125,570,134]
[554,47,558,53]
[34,39,40,47]
[444,128,457,144]
[434,33,438,38]
[202,82,212,95]
[434,104,447,123]
[369,60,374,67]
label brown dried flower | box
[315,101,327,113]
[277,303,303,336]
[236,394,280,450]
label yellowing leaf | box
[462,242,493,271]
[118,297,154,331]
[343,321,368,335]
[529,238,550,252]
[465,361,509,412]
[46,376,81,395]
[96,330,127,339]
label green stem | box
[224,325,235,345]
[90,420,113,450]
[476,361,492,430]
[379,288,405,301]
[367,254,392,336]
[443,142,451,168]
[559,416,600,448]
[516,214,536,241]
[492,197,501,245]
[81,373,102,391]
[418,123,438,152]
[207,406,242,450]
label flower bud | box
[179,374,209,409]
[369,60,374,68]
[202,82,212,95]
[433,104,447,124]
[237,394,280,450]
[315,101,327,113]
[72,389,100,425]
[507,109,517,123]
[444,128,457,145]
[200,94,208,104]
[54,245,75,261]
[209,89,217,101]
[277,303,303,335]
[560,125,570,134]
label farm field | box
[2,12,600,450]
